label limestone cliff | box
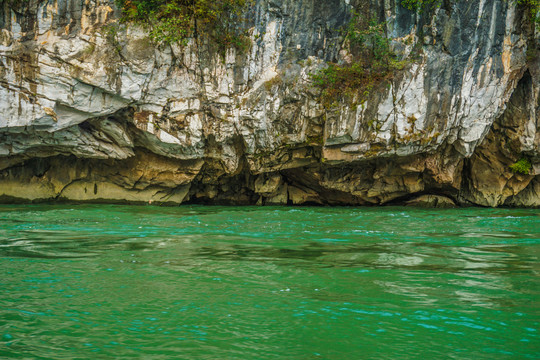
[0,0,538,206]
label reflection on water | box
[0,205,539,359]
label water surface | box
[0,205,539,359]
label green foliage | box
[104,24,123,54]
[516,0,540,28]
[509,157,532,175]
[311,62,393,106]
[347,18,391,60]
[264,74,283,91]
[311,13,407,106]
[400,0,441,11]
[115,0,251,51]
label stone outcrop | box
[0,0,538,206]
[405,194,456,208]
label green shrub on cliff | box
[311,14,407,106]
[509,157,532,175]
[517,0,540,28]
[115,0,250,51]
[400,0,441,11]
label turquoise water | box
[0,204,539,359]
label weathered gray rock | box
[0,0,538,206]
[405,194,457,208]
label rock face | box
[0,0,538,206]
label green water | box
[0,205,538,359]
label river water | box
[0,204,538,359]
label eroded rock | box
[405,195,457,208]
[0,0,538,207]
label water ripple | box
[0,204,538,359]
